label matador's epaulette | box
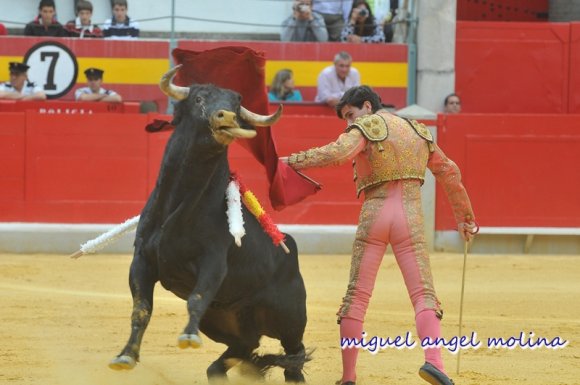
[402,117,435,152]
[404,118,433,143]
[346,114,388,142]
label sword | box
[456,240,468,375]
[456,219,479,374]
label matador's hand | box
[279,157,289,164]
[458,221,478,242]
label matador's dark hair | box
[335,85,382,119]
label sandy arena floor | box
[0,252,579,385]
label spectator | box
[102,0,139,39]
[341,0,386,44]
[443,93,461,113]
[0,23,7,35]
[75,68,122,102]
[372,0,399,42]
[268,69,303,102]
[65,0,103,38]
[281,0,328,42]
[315,51,361,108]
[312,0,351,42]
[24,0,67,37]
[0,62,46,100]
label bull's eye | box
[195,96,203,104]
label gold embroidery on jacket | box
[353,113,430,197]
[405,118,434,143]
[347,114,388,141]
[288,131,365,170]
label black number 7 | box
[41,51,59,91]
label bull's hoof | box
[108,355,136,370]
[178,333,203,349]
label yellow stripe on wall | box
[1,56,407,88]
[80,58,407,87]
[76,58,169,84]
[0,57,26,80]
[266,60,408,88]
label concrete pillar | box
[416,0,457,113]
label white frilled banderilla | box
[69,215,140,259]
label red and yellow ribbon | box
[230,171,287,250]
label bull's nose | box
[213,110,237,126]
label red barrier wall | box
[456,21,573,113]
[2,110,579,228]
[569,23,580,113]
[0,112,150,223]
[0,113,25,203]
[435,113,580,230]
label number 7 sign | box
[24,41,79,99]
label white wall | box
[0,0,294,36]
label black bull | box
[109,67,309,382]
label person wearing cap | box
[0,62,47,100]
[75,68,122,102]
[24,0,67,37]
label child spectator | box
[65,0,103,38]
[24,0,67,37]
[102,0,139,39]
[268,69,303,102]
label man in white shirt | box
[75,68,122,102]
[315,51,361,108]
[0,62,46,100]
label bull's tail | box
[249,348,314,376]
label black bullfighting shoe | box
[419,362,455,385]
[334,380,355,385]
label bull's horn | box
[240,104,283,127]
[159,64,190,100]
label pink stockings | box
[338,180,444,383]
[340,311,444,383]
